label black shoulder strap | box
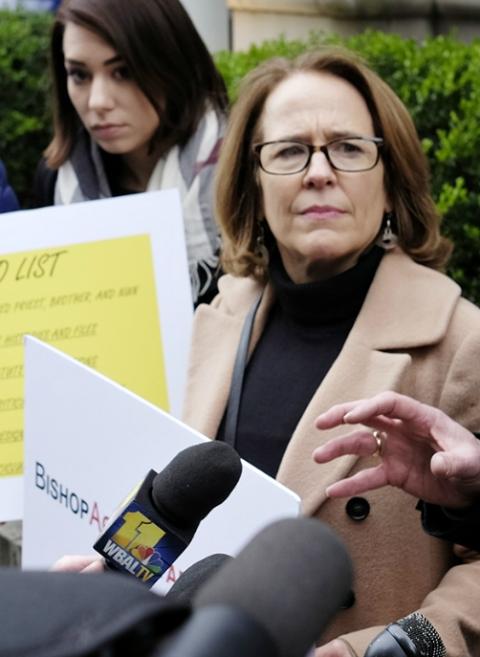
[222,293,263,448]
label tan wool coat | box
[183,248,480,657]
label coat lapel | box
[182,276,274,438]
[277,250,461,514]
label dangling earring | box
[255,220,269,264]
[376,212,398,250]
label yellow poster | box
[0,235,167,478]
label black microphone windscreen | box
[166,554,232,605]
[195,517,353,657]
[152,441,242,527]
[394,613,446,657]
[0,569,189,657]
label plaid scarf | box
[54,109,224,305]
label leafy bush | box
[1,11,479,302]
[0,10,52,208]
[216,31,480,304]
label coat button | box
[346,497,370,521]
[340,589,356,609]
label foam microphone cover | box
[0,569,189,657]
[166,554,232,604]
[152,441,242,531]
[195,517,353,657]
[94,441,242,585]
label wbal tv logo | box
[102,509,167,582]
[96,501,186,585]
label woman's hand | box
[313,391,480,508]
[315,639,354,657]
[51,554,104,573]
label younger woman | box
[34,0,227,305]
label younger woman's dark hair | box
[46,0,228,167]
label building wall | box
[228,0,480,51]
[180,0,230,52]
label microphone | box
[364,612,446,657]
[166,554,232,604]
[94,441,242,587]
[0,568,190,657]
[157,517,353,657]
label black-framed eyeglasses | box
[253,136,384,175]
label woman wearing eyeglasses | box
[183,48,480,656]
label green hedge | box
[1,10,479,303]
[0,10,52,207]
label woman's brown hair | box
[45,0,227,168]
[216,47,451,282]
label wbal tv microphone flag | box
[94,469,186,587]
[94,442,242,587]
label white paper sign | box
[23,338,301,592]
[0,191,193,521]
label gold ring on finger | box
[372,430,388,457]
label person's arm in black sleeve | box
[417,432,480,550]
[31,158,57,208]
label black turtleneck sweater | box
[217,245,384,478]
